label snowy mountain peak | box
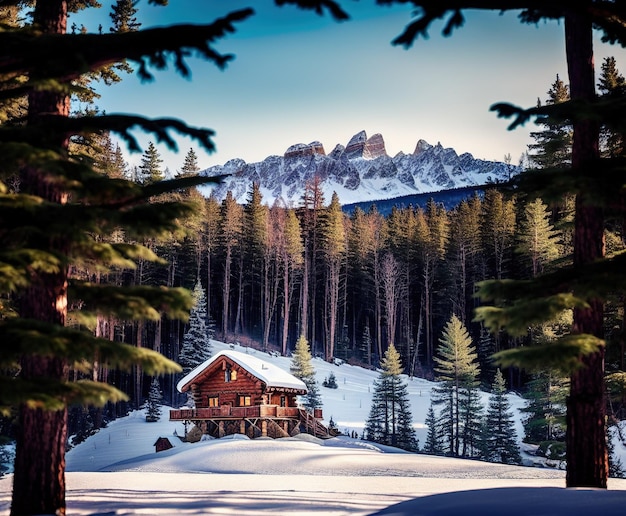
[201,131,518,206]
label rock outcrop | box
[201,131,518,205]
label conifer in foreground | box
[482,369,522,465]
[364,343,418,451]
[432,314,481,457]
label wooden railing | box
[169,405,302,421]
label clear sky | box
[73,1,626,173]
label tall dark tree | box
[597,56,626,158]
[389,2,626,488]
[0,1,350,513]
[482,369,522,464]
[527,75,572,169]
[422,402,443,455]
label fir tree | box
[109,0,140,33]
[1,4,237,513]
[516,197,561,276]
[482,369,522,465]
[412,2,626,486]
[364,343,417,451]
[145,377,163,423]
[521,370,568,445]
[423,403,443,455]
[178,281,212,377]
[598,56,626,158]
[290,335,322,411]
[432,314,481,457]
[179,148,201,176]
[137,141,164,184]
[527,75,572,169]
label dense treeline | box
[84,138,604,410]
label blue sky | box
[73,1,626,173]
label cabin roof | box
[176,350,307,394]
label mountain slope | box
[200,131,518,205]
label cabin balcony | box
[169,405,322,421]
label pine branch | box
[0,377,129,415]
[493,334,604,374]
[0,319,182,374]
[275,0,349,20]
[0,10,255,83]
[511,159,626,210]
[0,113,220,154]
[380,2,626,47]
[69,282,194,321]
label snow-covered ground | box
[1,340,625,515]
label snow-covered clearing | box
[1,340,625,514]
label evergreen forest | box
[4,1,626,513]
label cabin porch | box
[169,405,330,439]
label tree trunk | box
[11,2,70,514]
[564,8,608,488]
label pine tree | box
[364,343,417,451]
[0,3,267,512]
[321,192,347,361]
[179,148,200,176]
[290,335,322,411]
[432,314,481,457]
[410,2,626,486]
[145,377,163,423]
[137,141,165,184]
[598,56,626,158]
[521,370,568,445]
[109,0,140,33]
[516,197,561,276]
[423,403,443,455]
[178,281,212,378]
[527,75,572,169]
[482,369,522,464]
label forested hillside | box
[63,135,623,426]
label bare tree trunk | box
[234,251,244,334]
[300,247,309,341]
[564,8,608,489]
[222,247,232,335]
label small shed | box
[170,350,330,439]
[153,437,173,453]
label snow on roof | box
[176,350,307,393]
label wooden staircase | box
[298,409,337,438]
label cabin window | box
[280,396,286,407]
[238,395,251,406]
[208,396,219,407]
[224,364,237,382]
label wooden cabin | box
[170,350,330,439]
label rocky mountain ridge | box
[200,131,517,205]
